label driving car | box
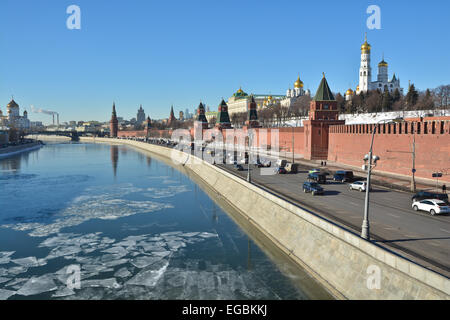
[302,182,324,196]
[411,191,449,204]
[412,199,450,215]
[349,181,371,192]
[307,172,327,184]
[309,168,321,174]
[333,170,354,182]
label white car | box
[412,199,450,216]
[349,181,369,192]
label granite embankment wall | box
[0,141,42,157]
[80,137,450,300]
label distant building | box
[0,99,31,130]
[281,75,311,108]
[137,105,146,124]
[357,34,403,94]
[227,87,283,115]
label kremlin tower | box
[168,105,176,128]
[245,95,260,128]
[195,102,209,130]
[145,116,151,137]
[215,99,232,129]
[110,103,118,138]
[302,74,345,160]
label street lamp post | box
[247,129,253,183]
[361,120,394,240]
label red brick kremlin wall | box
[117,117,450,182]
[328,118,450,182]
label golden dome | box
[378,60,388,67]
[356,85,360,92]
[346,88,354,96]
[294,76,304,89]
[361,33,371,53]
[7,99,19,109]
[361,41,371,53]
[267,95,273,100]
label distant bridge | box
[28,131,108,141]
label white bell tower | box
[358,33,372,94]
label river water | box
[0,142,332,300]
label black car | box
[333,170,354,182]
[302,182,324,195]
[234,164,244,171]
[412,191,449,203]
[308,172,327,184]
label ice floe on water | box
[126,260,169,287]
[0,230,224,300]
[17,274,58,296]
[1,183,174,237]
[145,185,190,199]
[12,257,47,268]
[0,252,15,265]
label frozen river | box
[0,142,332,300]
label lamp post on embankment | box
[361,119,399,240]
[247,129,254,183]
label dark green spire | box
[217,99,231,125]
[313,74,335,101]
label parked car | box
[285,163,299,174]
[349,181,371,192]
[412,199,450,215]
[234,164,244,171]
[309,168,321,174]
[308,172,327,184]
[333,170,354,182]
[302,182,324,196]
[411,191,449,204]
[276,167,287,174]
[276,159,288,168]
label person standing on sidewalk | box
[443,184,447,194]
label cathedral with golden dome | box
[0,99,31,130]
[280,75,311,108]
[356,34,403,95]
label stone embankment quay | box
[80,137,449,300]
[0,141,43,158]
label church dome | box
[356,85,360,92]
[378,60,388,67]
[361,40,371,53]
[346,88,354,96]
[294,76,304,89]
[7,99,19,109]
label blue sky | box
[1,0,449,124]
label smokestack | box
[57,114,59,126]
[53,114,55,125]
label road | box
[215,160,450,278]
